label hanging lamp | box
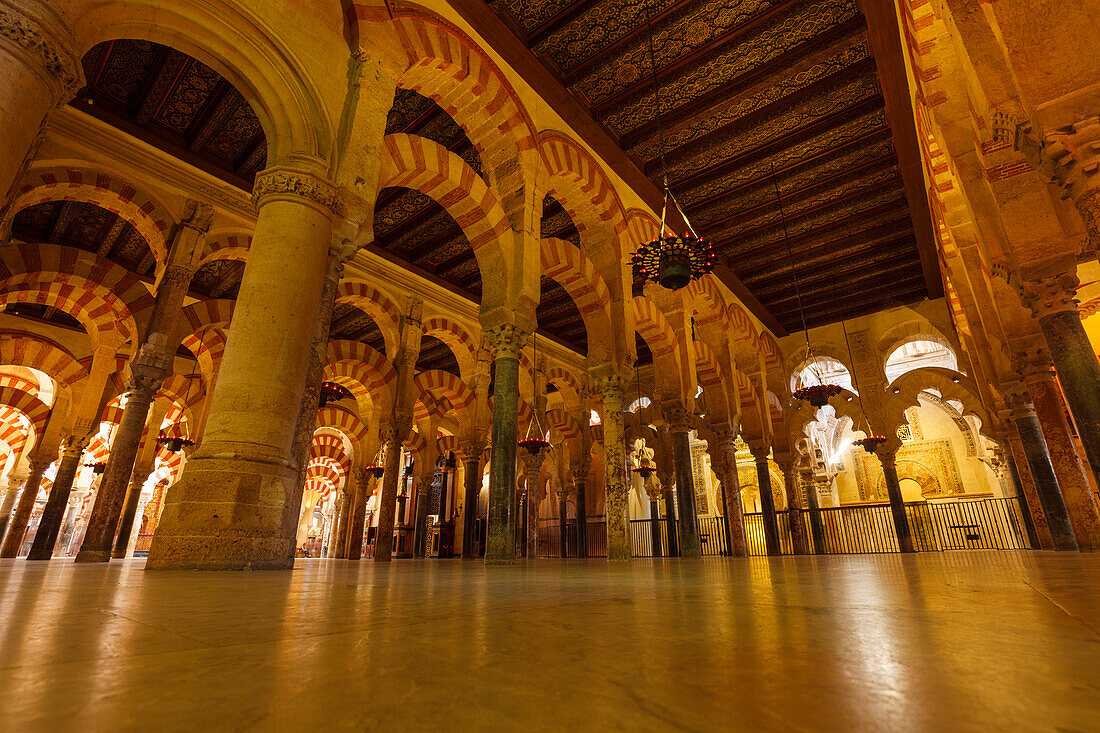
[319,381,351,408]
[630,365,656,478]
[838,311,886,454]
[517,332,551,455]
[629,0,716,291]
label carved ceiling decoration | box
[190,260,245,300]
[491,0,928,330]
[416,335,462,376]
[72,40,267,190]
[329,303,388,356]
[11,200,156,276]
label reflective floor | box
[1,552,1099,731]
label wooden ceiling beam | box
[735,218,913,278]
[748,237,917,294]
[764,259,921,309]
[771,276,926,318]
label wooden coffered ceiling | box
[472,0,943,333]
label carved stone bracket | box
[0,2,83,100]
[253,164,345,218]
[1020,271,1081,320]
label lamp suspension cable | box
[772,162,820,384]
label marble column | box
[331,490,348,558]
[573,461,589,559]
[1023,363,1100,549]
[1003,448,1041,550]
[1004,430,1055,550]
[875,448,915,553]
[596,376,629,560]
[667,409,700,559]
[1023,273,1100,489]
[461,444,483,559]
[485,325,526,563]
[715,432,747,557]
[806,473,827,554]
[347,469,372,560]
[147,159,342,570]
[27,437,86,560]
[749,443,781,556]
[112,462,153,558]
[1007,389,1078,550]
[0,465,28,543]
[412,470,431,559]
[0,1,82,200]
[0,460,47,557]
[557,488,569,558]
[778,457,808,555]
[373,430,404,562]
[647,488,662,557]
[523,447,546,560]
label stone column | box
[777,456,808,555]
[485,325,527,563]
[332,490,349,558]
[666,407,700,559]
[522,446,546,560]
[1006,387,1078,550]
[749,443,781,556]
[0,460,46,556]
[557,487,569,558]
[347,469,373,560]
[147,158,342,570]
[1020,358,1100,549]
[412,470,431,558]
[27,437,86,559]
[0,1,82,203]
[805,471,827,554]
[1003,447,1041,549]
[0,465,28,542]
[595,376,629,560]
[714,431,747,557]
[875,447,915,553]
[573,460,589,559]
[461,442,484,559]
[658,466,679,557]
[1022,273,1100,488]
[111,459,154,558]
[1003,429,1054,549]
[646,487,662,557]
[373,428,404,562]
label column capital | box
[747,440,770,462]
[1002,381,1037,420]
[0,1,83,101]
[876,450,898,470]
[661,402,691,433]
[252,157,344,218]
[593,375,625,405]
[1012,345,1055,387]
[1020,270,1080,320]
[484,323,529,361]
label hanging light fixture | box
[839,310,885,455]
[629,363,656,478]
[84,461,107,475]
[629,0,716,291]
[319,381,351,408]
[517,332,551,455]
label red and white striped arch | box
[334,280,400,358]
[421,315,477,383]
[0,332,87,388]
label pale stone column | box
[332,490,349,558]
[776,455,808,555]
[873,446,915,554]
[147,158,342,570]
[1020,361,1100,549]
[0,1,82,203]
[1021,272,1100,490]
[112,400,172,558]
[460,440,484,559]
[485,325,527,563]
[595,376,629,560]
[0,464,28,542]
[347,469,374,560]
[27,437,87,559]
[665,405,700,559]
[522,446,546,560]
[802,467,826,554]
[748,442,781,556]
[1004,385,1077,550]
[0,459,47,556]
[710,429,747,557]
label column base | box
[74,549,113,563]
[146,452,300,571]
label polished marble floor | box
[1,552,1098,731]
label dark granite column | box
[112,460,154,558]
[715,431,747,557]
[485,325,526,563]
[332,490,349,558]
[806,474,827,555]
[595,376,629,560]
[573,460,589,558]
[1006,387,1077,550]
[668,411,701,558]
[661,485,679,558]
[523,447,546,560]
[0,460,48,557]
[413,472,431,559]
[373,430,405,562]
[27,438,87,560]
[1023,363,1100,549]
[1004,430,1054,549]
[461,447,483,559]
[749,443,781,556]
[876,448,915,553]
[557,489,569,558]
[348,469,372,560]
[777,456,808,555]
[1024,273,1100,488]
[1003,448,1040,549]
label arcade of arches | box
[1,0,1099,727]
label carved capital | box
[1002,382,1037,420]
[181,200,216,233]
[662,403,690,433]
[1021,271,1080,320]
[484,323,528,360]
[593,375,624,407]
[1012,346,1054,388]
[747,440,770,462]
[0,2,83,101]
[252,164,344,218]
[1019,117,1100,254]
